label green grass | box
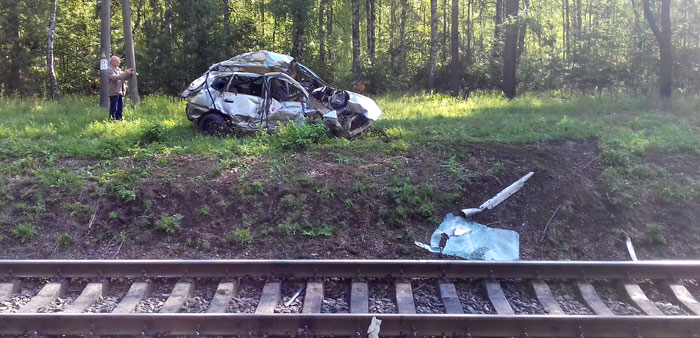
[0,92,698,161]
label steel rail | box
[0,313,698,337]
[1,259,700,279]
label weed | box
[67,203,95,218]
[442,155,466,179]
[352,181,367,194]
[277,218,299,238]
[154,213,183,235]
[197,239,212,251]
[333,153,352,164]
[116,231,126,244]
[108,211,118,220]
[417,203,435,219]
[395,206,407,218]
[144,199,153,213]
[12,224,36,243]
[260,224,275,237]
[441,192,461,206]
[317,185,335,201]
[389,140,408,152]
[344,199,356,211]
[280,194,296,210]
[646,223,666,245]
[57,234,73,248]
[274,123,327,150]
[227,229,253,247]
[488,161,505,174]
[140,123,166,144]
[198,205,210,218]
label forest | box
[1,0,699,99]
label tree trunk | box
[319,0,326,75]
[121,0,139,105]
[502,0,519,99]
[366,0,376,65]
[223,0,231,46]
[327,0,333,63]
[352,0,361,82]
[291,10,305,60]
[398,0,407,75]
[427,0,438,89]
[8,1,23,96]
[642,0,672,97]
[442,0,447,63]
[47,0,59,100]
[99,0,111,108]
[165,0,173,40]
[450,0,460,96]
[516,0,529,61]
[490,0,503,88]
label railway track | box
[1,259,700,337]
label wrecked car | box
[180,51,382,138]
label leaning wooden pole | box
[121,0,139,105]
[99,0,111,109]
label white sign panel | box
[100,59,108,70]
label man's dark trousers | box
[109,95,124,120]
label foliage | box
[154,213,183,235]
[227,229,253,247]
[12,224,36,243]
[57,233,72,248]
[274,123,328,150]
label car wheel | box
[199,113,229,136]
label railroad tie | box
[64,281,110,313]
[395,281,416,314]
[350,280,369,313]
[663,282,700,315]
[0,281,19,301]
[575,282,614,315]
[206,281,238,313]
[438,282,464,314]
[255,281,281,314]
[484,281,515,315]
[18,280,68,313]
[160,281,195,313]
[112,281,152,313]
[529,280,565,315]
[302,280,324,313]
[620,283,664,316]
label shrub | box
[646,223,666,245]
[12,224,36,243]
[154,213,183,235]
[140,123,166,144]
[58,234,73,248]
[274,123,327,150]
[227,229,253,247]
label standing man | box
[107,55,134,120]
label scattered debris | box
[416,172,533,260]
[284,285,305,307]
[415,213,519,260]
[461,172,534,218]
[367,317,382,338]
[626,236,638,261]
[539,204,561,242]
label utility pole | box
[121,0,139,105]
[99,0,111,109]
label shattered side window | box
[229,75,265,98]
[211,75,232,92]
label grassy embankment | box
[0,92,698,259]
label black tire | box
[198,113,229,136]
